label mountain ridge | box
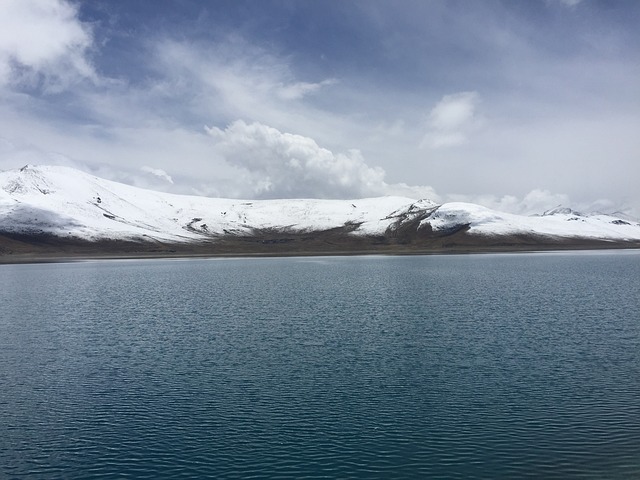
[1,165,639,261]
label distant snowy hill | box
[0,165,434,242]
[1,165,640,255]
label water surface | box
[1,251,639,478]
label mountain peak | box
[542,206,583,217]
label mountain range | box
[1,165,639,261]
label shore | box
[2,230,639,264]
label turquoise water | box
[1,251,640,479]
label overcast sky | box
[1,0,639,215]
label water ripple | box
[1,254,640,478]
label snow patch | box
[2,165,640,244]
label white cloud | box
[446,189,577,215]
[444,188,640,219]
[276,79,338,101]
[206,120,387,198]
[429,92,477,130]
[206,120,439,200]
[552,0,583,7]
[0,0,95,90]
[421,91,481,149]
[518,189,571,214]
[155,39,337,125]
[141,166,174,184]
[146,38,371,163]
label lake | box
[1,251,639,478]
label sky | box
[1,0,639,216]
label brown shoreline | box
[2,230,639,265]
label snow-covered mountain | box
[1,165,640,253]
